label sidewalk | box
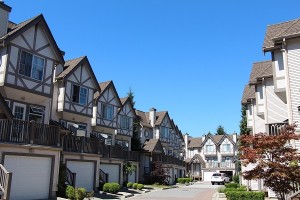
[211,192,279,200]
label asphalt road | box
[128,182,221,200]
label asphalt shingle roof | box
[249,61,273,84]
[188,138,202,148]
[263,18,300,51]
[241,85,255,104]
[57,56,85,79]
[135,110,152,128]
[142,139,163,152]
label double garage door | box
[4,155,52,200]
[67,161,95,192]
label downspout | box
[251,99,255,135]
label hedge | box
[75,188,86,200]
[225,183,239,188]
[219,187,247,193]
[137,184,144,190]
[127,182,134,188]
[103,183,120,194]
[176,178,193,184]
[132,183,138,189]
[225,191,264,200]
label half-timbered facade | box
[52,56,99,137]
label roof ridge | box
[65,56,86,63]
[267,18,300,27]
[273,18,300,39]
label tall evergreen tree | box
[127,87,135,107]
[216,125,226,135]
[239,105,251,135]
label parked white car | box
[211,173,230,185]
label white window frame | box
[13,102,26,120]
[19,50,45,81]
[28,106,44,123]
[222,144,231,152]
[72,84,88,105]
[205,144,214,152]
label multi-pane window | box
[115,139,129,150]
[19,51,45,81]
[205,144,214,152]
[121,115,130,129]
[161,126,169,139]
[222,144,231,152]
[28,106,44,123]
[102,104,113,120]
[13,105,25,120]
[72,85,88,105]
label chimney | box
[233,132,237,143]
[0,2,12,38]
[184,133,189,158]
[149,107,156,127]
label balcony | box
[0,119,60,147]
[204,162,235,169]
[267,122,288,136]
[203,149,217,155]
[152,154,185,167]
[220,148,234,155]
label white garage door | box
[67,161,94,192]
[100,164,120,183]
[4,155,52,200]
[203,171,216,181]
[128,171,136,183]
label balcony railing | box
[99,146,140,162]
[204,162,235,169]
[203,149,217,155]
[152,154,185,167]
[267,122,288,136]
[0,164,12,200]
[220,148,234,155]
[0,119,60,147]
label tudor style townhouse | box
[136,108,186,184]
[184,133,238,182]
[241,18,300,199]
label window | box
[13,103,26,120]
[161,126,169,139]
[205,145,214,152]
[115,139,129,150]
[72,85,88,105]
[102,104,113,120]
[100,134,112,145]
[222,144,231,152]
[144,130,149,138]
[121,115,130,129]
[19,51,45,81]
[28,106,44,123]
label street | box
[128,182,220,200]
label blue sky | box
[6,0,300,137]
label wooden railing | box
[0,164,12,200]
[66,167,76,187]
[99,169,108,183]
[0,119,60,147]
[61,134,101,154]
[152,154,185,167]
[268,122,288,136]
[204,162,235,168]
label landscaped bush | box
[137,184,144,190]
[127,182,134,188]
[225,183,239,188]
[219,187,247,193]
[66,186,75,199]
[225,191,264,200]
[109,183,120,194]
[75,188,86,200]
[176,178,193,184]
[233,174,240,184]
[103,183,120,194]
[132,183,138,189]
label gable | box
[204,138,215,146]
[99,87,121,107]
[120,103,134,118]
[220,138,233,146]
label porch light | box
[115,129,118,135]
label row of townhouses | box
[183,133,238,182]
[241,17,300,198]
[0,3,187,199]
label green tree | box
[127,87,135,107]
[239,105,251,135]
[216,125,226,135]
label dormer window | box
[72,85,88,105]
[19,51,45,81]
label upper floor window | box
[161,126,169,139]
[72,85,88,105]
[205,144,214,152]
[120,115,130,129]
[222,144,231,152]
[102,104,114,120]
[28,106,44,123]
[19,51,45,81]
[115,139,129,150]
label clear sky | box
[6,0,300,137]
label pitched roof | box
[213,135,223,144]
[188,137,202,148]
[118,97,137,118]
[241,85,255,104]
[142,139,163,153]
[155,111,168,125]
[263,18,300,51]
[120,97,128,105]
[57,56,85,79]
[249,61,273,85]
[135,110,152,128]
[188,154,205,164]
[1,14,64,64]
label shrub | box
[103,183,110,193]
[109,183,120,194]
[225,183,239,188]
[127,182,134,188]
[225,191,264,200]
[176,178,192,184]
[137,184,144,190]
[132,183,138,189]
[66,186,75,199]
[75,188,87,200]
[233,174,239,184]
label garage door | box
[4,155,52,200]
[67,161,94,192]
[203,171,216,181]
[128,171,136,183]
[100,164,120,183]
